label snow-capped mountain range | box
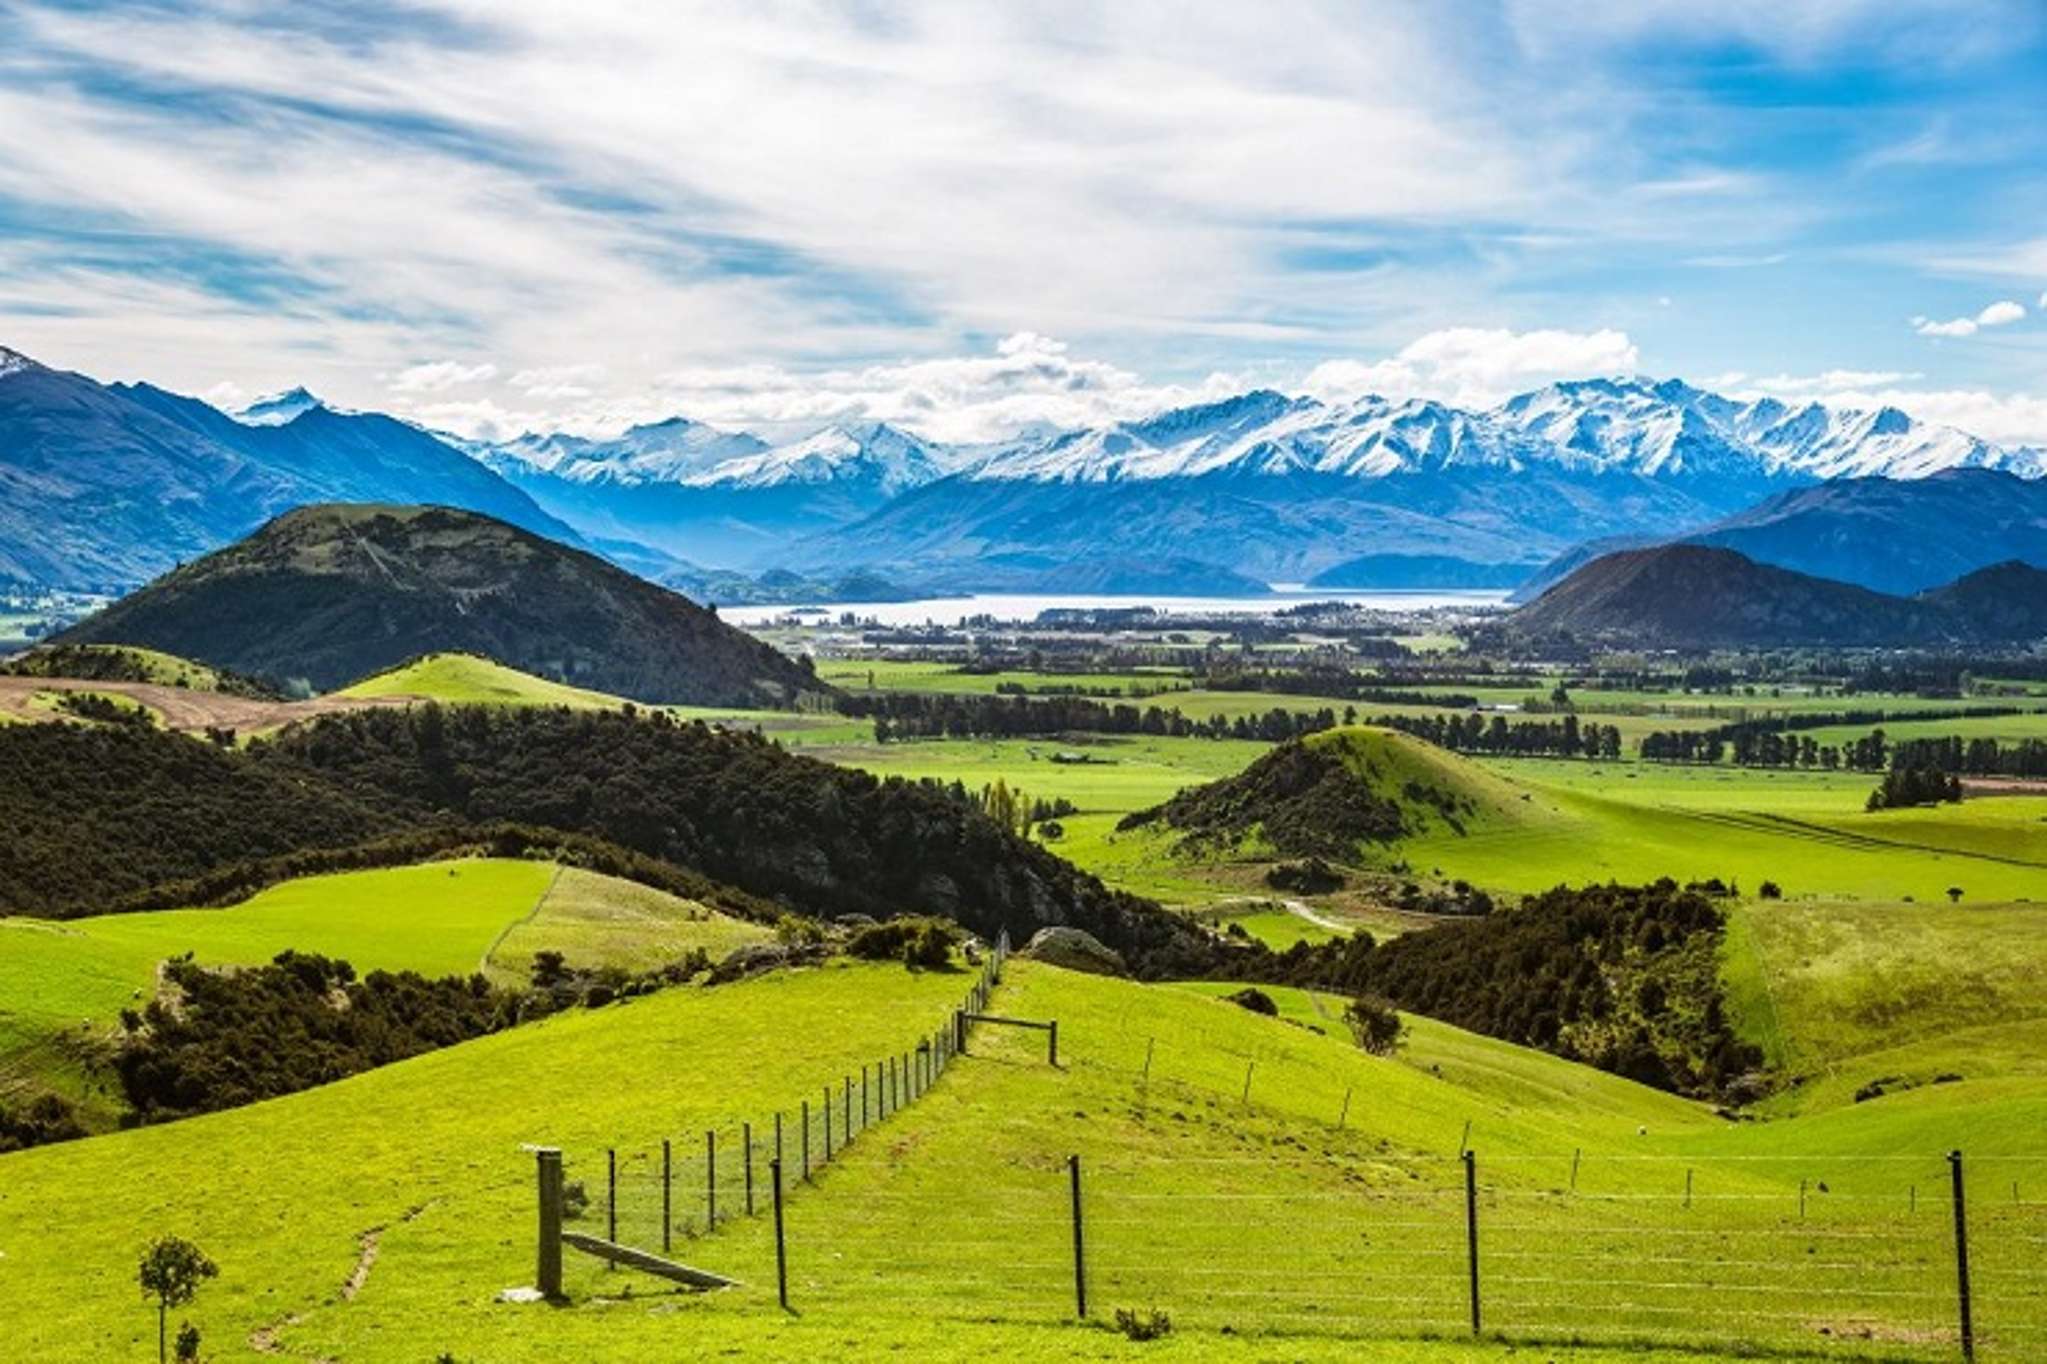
[476,375,2041,494]
[453,374,2040,587]
[5,341,2042,598]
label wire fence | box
[527,961,2045,1358]
[767,1144,2047,1360]
[559,931,1011,1258]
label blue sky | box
[1,0,2044,443]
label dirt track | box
[0,676,422,734]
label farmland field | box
[0,860,759,1123]
[2,956,2042,1361]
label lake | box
[722,587,1511,628]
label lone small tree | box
[1344,995,1407,1057]
[138,1236,216,1364]
[1947,886,1964,904]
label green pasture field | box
[1721,897,2047,1115]
[3,957,2040,1361]
[815,658,1193,696]
[0,861,760,1121]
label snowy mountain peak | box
[0,345,41,380]
[684,420,947,492]
[237,386,325,426]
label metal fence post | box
[536,1147,563,1300]
[1951,1150,1975,1362]
[744,1120,755,1217]
[801,1100,810,1181]
[662,1138,672,1252]
[1463,1149,1480,1335]
[607,1147,618,1255]
[1069,1153,1087,1319]
[707,1129,717,1228]
[823,1084,833,1160]
[771,1157,789,1311]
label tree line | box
[1216,880,1763,1098]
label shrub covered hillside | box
[0,707,1216,975]
[54,503,825,706]
[1230,880,1763,1097]
[1120,725,1523,860]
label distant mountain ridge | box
[53,503,823,704]
[10,341,2046,594]
[1503,544,2047,649]
[0,346,573,591]
[1515,469,2047,600]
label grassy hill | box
[2,955,2040,1360]
[54,503,825,706]
[0,642,273,696]
[1120,726,1530,861]
[1077,728,2046,909]
[336,652,632,708]
[0,859,766,1127]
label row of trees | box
[1374,711,1623,760]
[1641,727,1895,770]
[1891,736,2047,778]
[1866,767,1964,811]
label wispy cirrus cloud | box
[0,1,2042,438]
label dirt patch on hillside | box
[0,676,420,734]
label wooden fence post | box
[1049,1020,1059,1067]
[706,1129,717,1228]
[823,1085,833,1161]
[607,1148,617,1257]
[801,1100,810,1182]
[662,1138,672,1252]
[536,1147,563,1300]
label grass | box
[0,860,763,1123]
[337,653,635,707]
[6,642,242,692]
[795,726,2047,908]
[1721,897,2047,1116]
[333,651,869,740]
[5,957,2040,1361]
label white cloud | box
[386,360,497,393]
[510,363,607,400]
[624,331,1249,445]
[1746,369,1922,397]
[1303,327,1639,407]
[1913,298,2028,337]
[1825,387,2047,446]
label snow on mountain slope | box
[485,416,769,484]
[236,386,326,426]
[682,422,948,492]
[465,375,2039,496]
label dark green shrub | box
[1343,995,1406,1056]
[1112,1306,1172,1341]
